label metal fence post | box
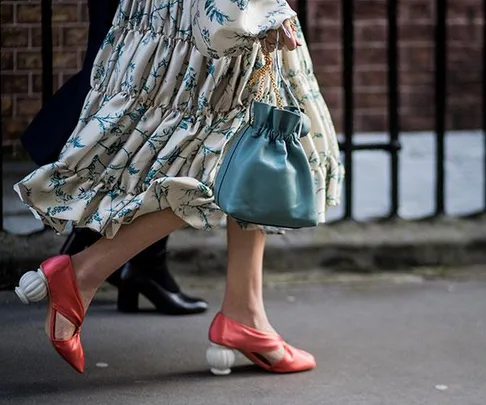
[434,0,447,216]
[342,0,355,220]
[42,0,54,103]
[387,0,400,218]
[483,0,486,213]
[0,118,3,231]
[297,0,308,39]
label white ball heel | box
[206,342,236,376]
[15,269,48,304]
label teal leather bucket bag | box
[214,50,317,229]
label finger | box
[289,20,302,47]
[281,19,298,50]
[289,19,298,34]
[284,18,296,33]
[279,25,297,51]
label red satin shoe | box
[206,312,316,375]
[15,255,86,373]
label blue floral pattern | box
[14,0,343,238]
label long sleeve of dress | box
[191,0,296,58]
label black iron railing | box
[341,0,355,220]
[41,0,54,104]
[434,0,447,216]
[298,0,485,219]
[0,110,3,231]
[484,0,486,210]
[1,0,485,231]
[336,0,402,220]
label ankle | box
[220,304,274,333]
[70,256,100,297]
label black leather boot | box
[117,238,208,315]
[60,228,102,254]
[60,229,208,315]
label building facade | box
[0,0,483,155]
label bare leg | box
[52,208,184,340]
[221,218,284,362]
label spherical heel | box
[206,343,235,376]
[15,270,48,304]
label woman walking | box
[14,0,342,374]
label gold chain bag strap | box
[248,49,284,109]
[247,45,307,137]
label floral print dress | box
[14,0,344,238]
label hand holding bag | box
[214,48,317,228]
[191,0,297,58]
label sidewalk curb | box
[1,216,486,289]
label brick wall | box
[1,0,88,152]
[306,0,483,133]
[1,0,484,154]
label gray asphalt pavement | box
[0,278,485,405]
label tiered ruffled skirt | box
[15,0,343,238]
